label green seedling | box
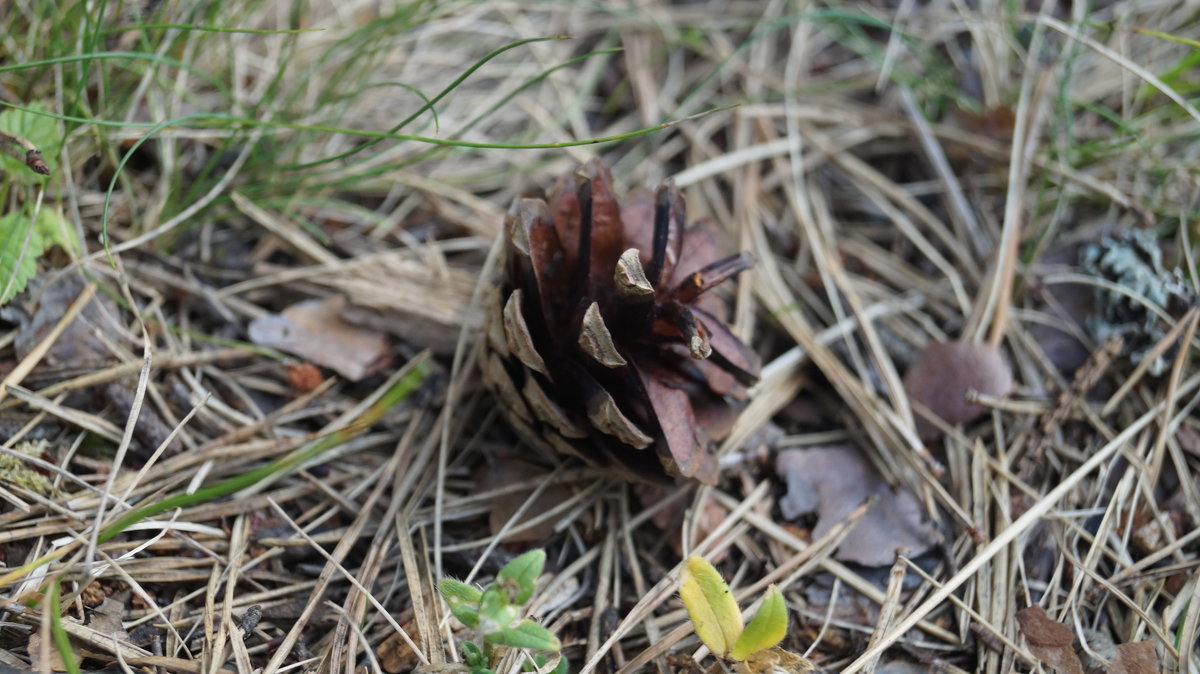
[679,556,813,674]
[438,550,564,674]
[0,102,79,306]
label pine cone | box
[482,159,760,483]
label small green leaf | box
[679,555,743,659]
[34,207,79,256]
[461,641,486,668]
[485,619,561,652]
[731,585,788,661]
[0,102,62,183]
[440,578,484,606]
[447,602,480,628]
[478,584,521,632]
[497,549,545,604]
[525,653,569,674]
[0,212,43,305]
[440,579,483,626]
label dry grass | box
[1,1,1199,673]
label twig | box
[0,128,50,175]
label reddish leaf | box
[1015,606,1083,674]
[904,340,1013,440]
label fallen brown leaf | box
[377,621,422,674]
[1015,606,1083,674]
[775,445,940,566]
[29,626,81,673]
[314,253,479,354]
[1109,641,1158,674]
[248,295,391,381]
[476,460,591,543]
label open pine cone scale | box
[483,158,760,484]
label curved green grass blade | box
[97,24,323,36]
[97,359,429,544]
[48,579,81,674]
[281,35,569,170]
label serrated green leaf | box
[485,619,561,652]
[0,102,62,183]
[497,549,544,604]
[679,555,743,659]
[731,585,788,661]
[0,212,43,305]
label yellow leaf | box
[679,555,743,659]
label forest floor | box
[0,1,1198,673]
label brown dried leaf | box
[311,253,478,354]
[904,340,1013,440]
[12,269,126,364]
[1109,641,1157,674]
[377,621,422,674]
[478,460,591,542]
[775,445,940,566]
[248,296,391,381]
[1015,606,1084,674]
[29,628,80,672]
[636,484,729,561]
[88,597,131,644]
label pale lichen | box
[1080,229,1194,376]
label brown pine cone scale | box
[483,159,760,483]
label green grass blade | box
[97,24,323,36]
[47,579,81,674]
[281,34,569,170]
[97,359,429,544]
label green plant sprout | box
[438,550,565,674]
[0,102,80,306]
[679,556,813,674]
